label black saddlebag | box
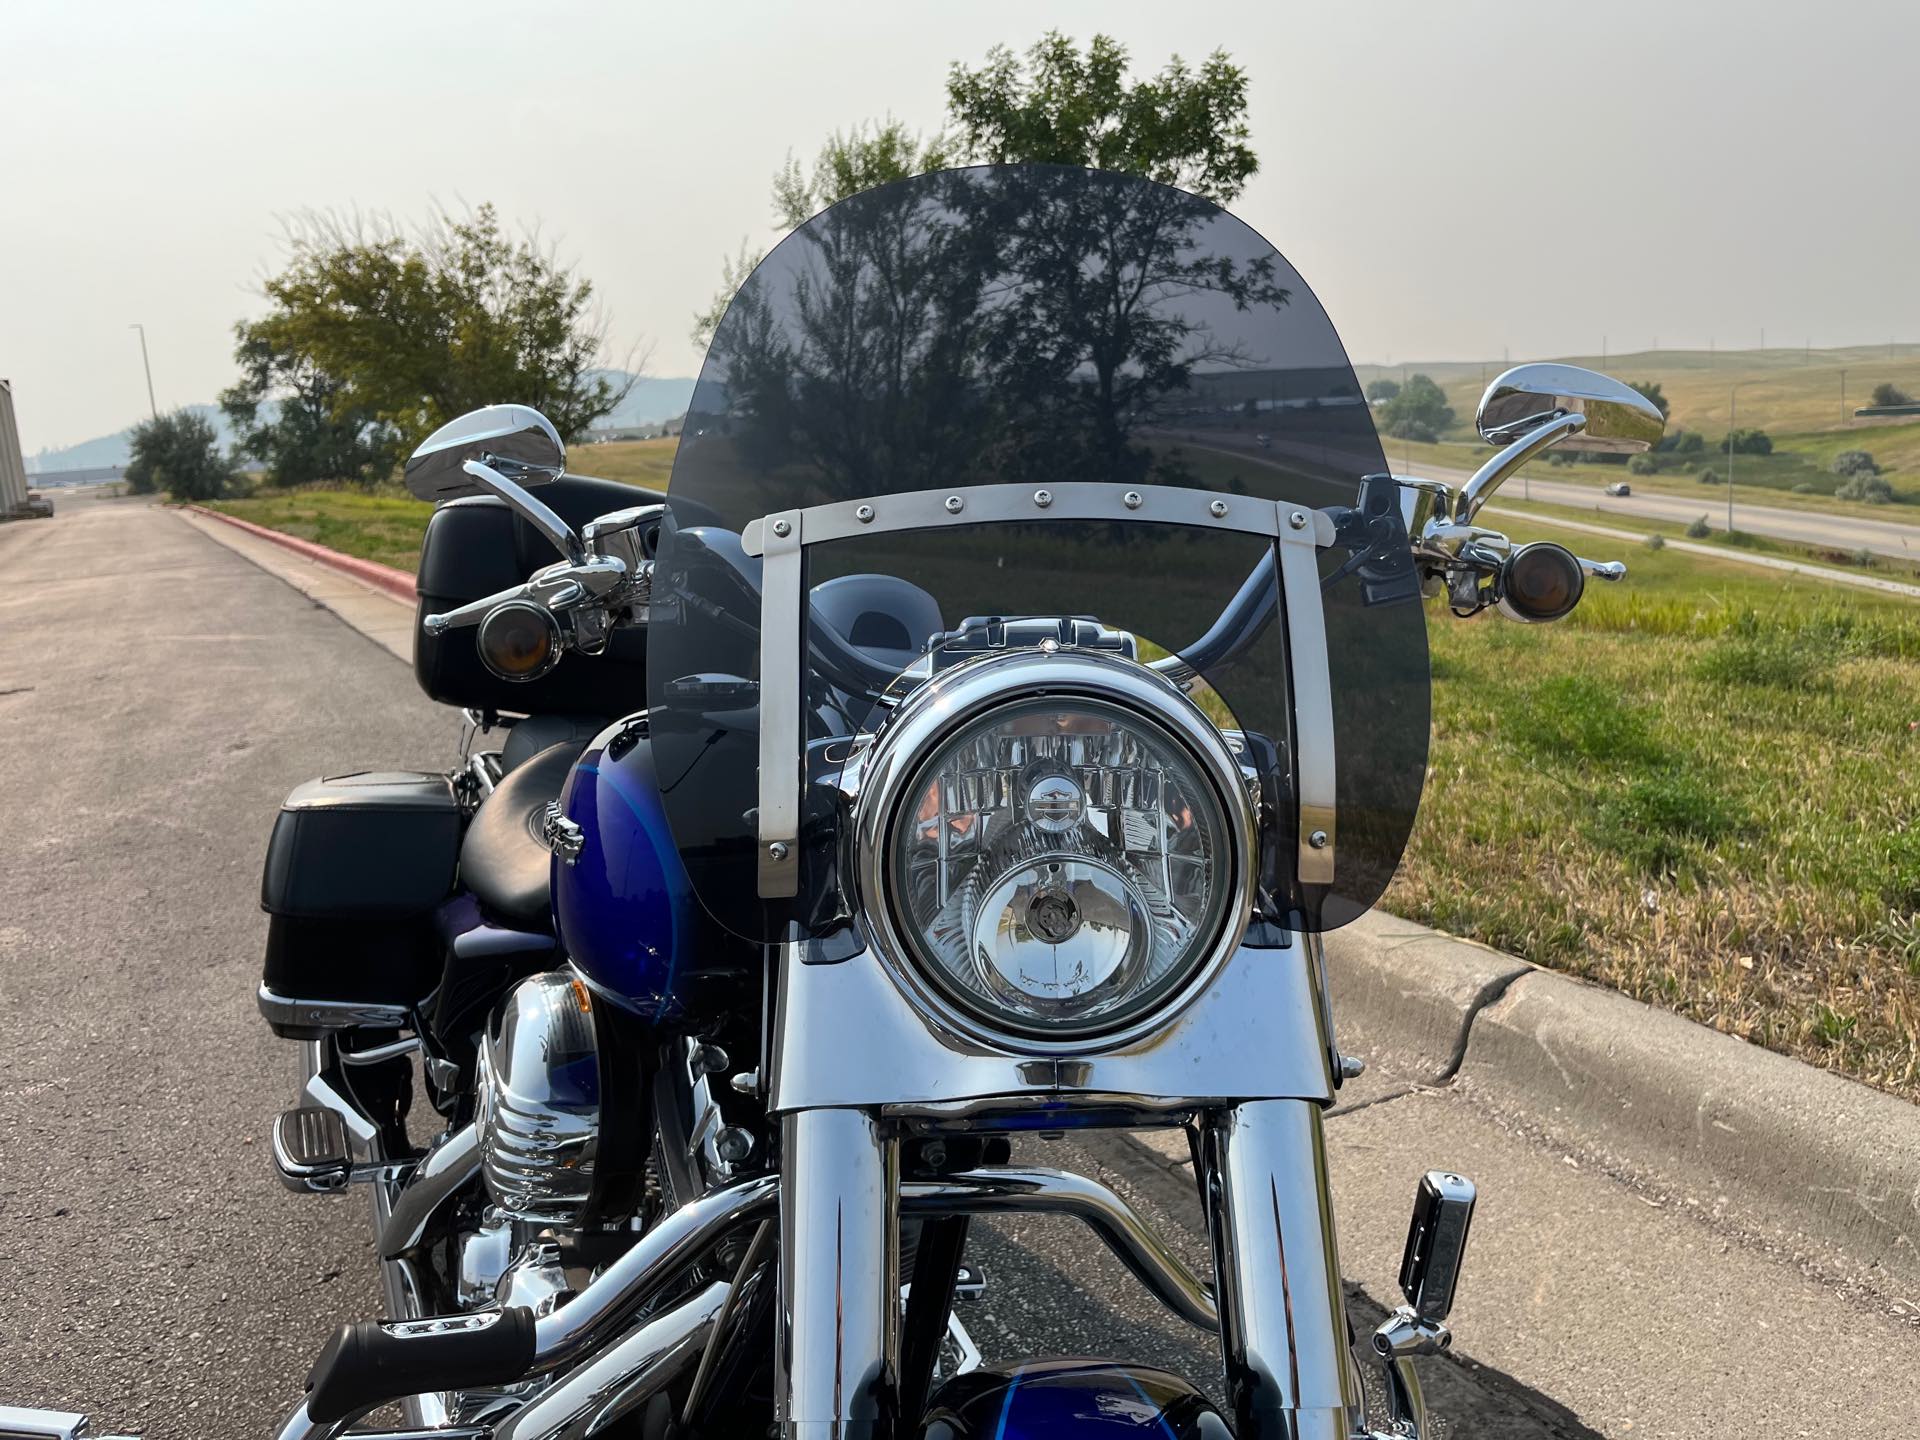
[413,476,655,716]
[259,771,462,1031]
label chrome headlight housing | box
[857,651,1254,1048]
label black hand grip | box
[306,1306,536,1424]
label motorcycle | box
[7,162,1663,1440]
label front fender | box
[920,1358,1232,1438]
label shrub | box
[125,410,233,502]
[1366,378,1401,404]
[1697,468,1722,486]
[1850,547,1875,567]
[1720,428,1773,455]
[1628,454,1656,475]
[1644,533,1666,550]
[1835,473,1895,504]
[1871,382,1914,408]
[1831,449,1880,479]
[1685,515,1712,537]
[1790,482,1815,494]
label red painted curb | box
[185,505,418,605]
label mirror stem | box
[1457,412,1586,522]
[462,458,585,564]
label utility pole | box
[1727,386,1736,535]
[1841,369,1848,424]
[129,324,157,420]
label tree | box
[1376,373,1454,443]
[695,33,1258,347]
[1830,449,1880,479]
[1366,378,1401,404]
[1871,382,1913,408]
[691,121,952,347]
[945,33,1257,202]
[242,204,633,456]
[126,410,232,501]
[1631,380,1671,419]
[220,325,394,487]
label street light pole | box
[1727,385,1736,535]
[129,324,158,420]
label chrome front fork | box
[775,1099,1367,1440]
[1197,1099,1362,1440]
[778,1109,901,1440]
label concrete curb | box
[1329,912,1920,1290]
[183,504,417,604]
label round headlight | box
[883,694,1237,1040]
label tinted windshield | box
[649,165,1428,940]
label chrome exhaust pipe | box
[494,1281,729,1440]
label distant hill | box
[596,373,696,428]
[24,374,696,475]
[26,404,235,474]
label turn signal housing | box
[477,600,563,681]
[1497,542,1584,623]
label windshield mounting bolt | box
[771,518,792,538]
[767,841,790,861]
[1309,829,1329,849]
[1033,489,1053,508]
[730,1069,761,1096]
[944,495,965,514]
[855,504,875,524]
[1289,510,1308,530]
[1209,499,1229,518]
[1122,490,1143,510]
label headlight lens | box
[885,697,1234,1038]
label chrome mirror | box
[1452,365,1666,522]
[1476,364,1665,454]
[404,405,566,501]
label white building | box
[0,379,28,514]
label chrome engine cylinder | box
[476,972,603,1225]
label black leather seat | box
[461,740,584,927]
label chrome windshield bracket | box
[1275,509,1337,886]
[743,482,1340,901]
[756,508,805,898]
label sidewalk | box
[173,505,416,662]
[1131,1044,1920,1437]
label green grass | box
[203,440,676,571]
[570,437,677,490]
[1392,542,1920,1097]
[205,487,433,571]
[1490,497,1920,582]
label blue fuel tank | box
[552,714,754,1023]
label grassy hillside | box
[1357,344,1920,500]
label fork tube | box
[1198,1100,1359,1440]
[778,1108,899,1439]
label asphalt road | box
[0,495,1587,1436]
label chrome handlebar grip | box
[1580,557,1627,582]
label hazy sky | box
[5,0,1916,456]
